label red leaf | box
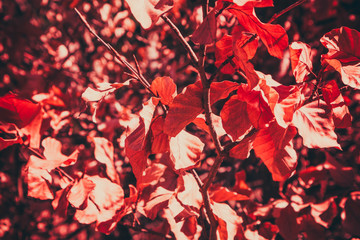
[192,113,227,137]
[210,185,249,202]
[67,178,96,209]
[210,80,240,105]
[138,162,167,190]
[150,76,177,106]
[191,9,216,45]
[310,198,337,228]
[322,80,340,105]
[125,98,158,182]
[321,27,360,89]
[215,35,237,74]
[233,25,259,60]
[0,93,41,128]
[20,109,43,148]
[125,0,173,29]
[232,171,252,196]
[221,96,252,140]
[163,208,202,240]
[82,81,130,122]
[228,3,288,58]
[164,81,203,137]
[258,222,279,240]
[234,41,260,89]
[237,83,275,129]
[52,187,71,217]
[169,130,204,171]
[271,84,301,128]
[92,137,119,183]
[292,100,341,149]
[289,41,313,83]
[141,166,178,219]
[253,122,297,181]
[149,116,170,153]
[229,134,256,160]
[27,167,54,200]
[322,80,352,128]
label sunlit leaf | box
[169,130,204,171]
[289,41,313,83]
[292,100,341,149]
[92,137,119,183]
[321,27,360,89]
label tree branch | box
[161,15,199,65]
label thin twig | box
[161,15,199,65]
[75,8,170,114]
[268,0,307,23]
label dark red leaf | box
[0,93,41,128]
[191,9,216,45]
[221,96,253,140]
[164,81,203,137]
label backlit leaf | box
[150,76,177,106]
[289,41,313,83]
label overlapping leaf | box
[228,2,288,59]
[74,175,124,228]
[322,80,352,128]
[289,41,313,83]
[253,122,298,181]
[321,27,360,89]
[0,93,41,128]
